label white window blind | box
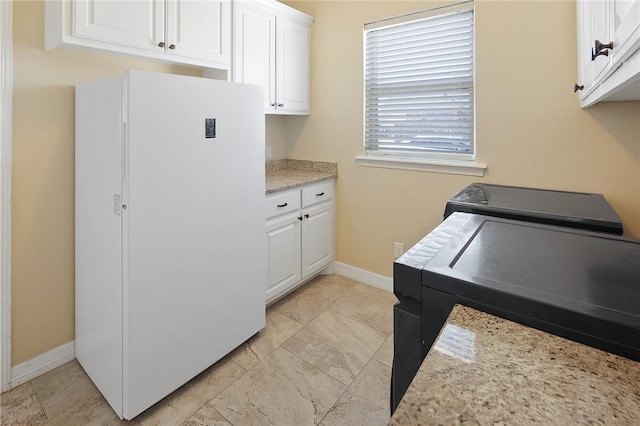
[364,2,475,160]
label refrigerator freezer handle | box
[122,123,128,184]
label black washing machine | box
[444,183,623,235]
[391,183,623,413]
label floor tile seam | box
[242,316,303,370]
[271,299,324,327]
[237,345,351,426]
[313,369,353,426]
[278,323,368,389]
[172,357,250,426]
[269,276,357,325]
[0,383,47,425]
[372,336,393,369]
[323,306,390,343]
[211,359,252,400]
[276,344,351,393]
[313,354,392,426]
[43,391,109,425]
[182,401,234,426]
[27,381,54,422]
[281,302,384,363]
[327,299,395,337]
[347,354,392,395]
[164,352,266,425]
[268,310,306,330]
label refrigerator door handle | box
[122,123,128,184]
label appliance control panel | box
[205,118,216,138]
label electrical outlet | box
[266,146,272,159]
[394,242,404,259]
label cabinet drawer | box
[266,190,300,219]
[302,181,334,207]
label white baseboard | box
[334,262,393,293]
[10,341,75,388]
[5,264,389,388]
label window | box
[364,1,475,163]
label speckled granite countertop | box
[390,305,640,425]
[266,159,337,194]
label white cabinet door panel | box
[73,0,163,51]
[266,212,302,303]
[612,0,640,66]
[233,1,277,110]
[276,17,310,114]
[165,0,230,66]
[301,201,333,280]
[591,0,612,82]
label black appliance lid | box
[423,213,640,329]
[445,183,623,234]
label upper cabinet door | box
[165,0,230,68]
[233,1,277,111]
[591,0,612,83]
[232,0,313,115]
[611,0,640,66]
[576,0,594,99]
[73,0,164,52]
[276,17,311,115]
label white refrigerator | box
[75,70,266,420]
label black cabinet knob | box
[573,83,584,93]
[158,42,165,48]
[591,39,614,61]
[169,44,176,50]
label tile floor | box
[0,274,397,425]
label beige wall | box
[10,0,640,367]
[284,0,640,278]
[11,1,202,365]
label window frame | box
[359,0,486,176]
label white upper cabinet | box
[72,0,163,53]
[46,0,230,70]
[165,0,229,64]
[276,17,311,114]
[233,1,277,111]
[233,0,313,115]
[611,0,640,65]
[576,0,640,107]
[591,1,612,83]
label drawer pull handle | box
[277,203,288,208]
[316,192,325,196]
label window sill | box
[354,155,487,177]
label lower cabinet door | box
[266,211,302,303]
[301,200,334,279]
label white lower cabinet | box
[266,211,302,300]
[265,180,335,304]
[301,200,333,279]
